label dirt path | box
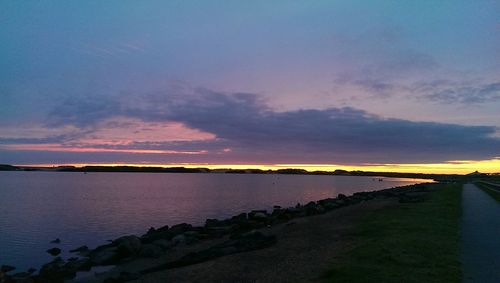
[461,183,500,283]
[124,199,396,283]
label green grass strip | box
[324,184,462,283]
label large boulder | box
[1,265,15,273]
[140,225,170,243]
[140,244,164,258]
[89,246,119,265]
[38,257,65,282]
[249,210,268,221]
[114,235,142,257]
[168,223,193,237]
[47,247,61,256]
[69,245,89,256]
[141,231,277,274]
[152,239,175,250]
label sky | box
[1,1,499,173]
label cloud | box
[5,85,496,164]
[414,80,500,104]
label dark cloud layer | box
[36,87,500,164]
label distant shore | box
[0,163,481,182]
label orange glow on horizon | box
[15,159,500,175]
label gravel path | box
[461,183,500,283]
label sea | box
[0,171,430,270]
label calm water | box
[0,171,429,270]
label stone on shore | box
[1,265,16,273]
[89,246,119,265]
[69,245,89,254]
[114,235,142,257]
[47,247,61,256]
[140,244,164,258]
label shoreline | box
[1,164,467,181]
[1,182,436,282]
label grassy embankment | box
[325,183,463,283]
[474,182,500,202]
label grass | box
[325,183,463,283]
[474,182,500,202]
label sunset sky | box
[1,1,499,173]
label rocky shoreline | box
[0,183,433,283]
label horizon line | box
[8,159,500,175]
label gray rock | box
[252,212,267,219]
[153,239,174,250]
[114,235,142,257]
[141,231,277,274]
[140,244,164,258]
[69,245,90,257]
[230,213,248,223]
[50,238,61,244]
[172,234,186,245]
[47,247,61,256]
[90,246,119,265]
[39,257,65,280]
[27,268,36,274]
[1,265,16,273]
[169,223,192,236]
[205,218,221,227]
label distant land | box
[1,164,499,182]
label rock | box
[205,225,233,238]
[38,256,89,282]
[249,210,268,221]
[141,231,277,274]
[271,207,283,215]
[11,271,31,278]
[39,257,65,281]
[140,225,170,243]
[50,238,61,244]
[140,244,164,258]
[323,202,339,210]
[63,258,91,274]
[114,235,142,257]
[230,213,248,223]
[69,245,89,255]
[304,201,321,216]
[205,218,221,227]
[337,193,347,200]
[172,234,186,245]
[146,227,156,234]
[252,212,267,220]
[27,268,36,274]
[169,223,193,236]
[47,247,61,256]
[1,265,16,273]
[89,246,119,265]
[152,239,174,250]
